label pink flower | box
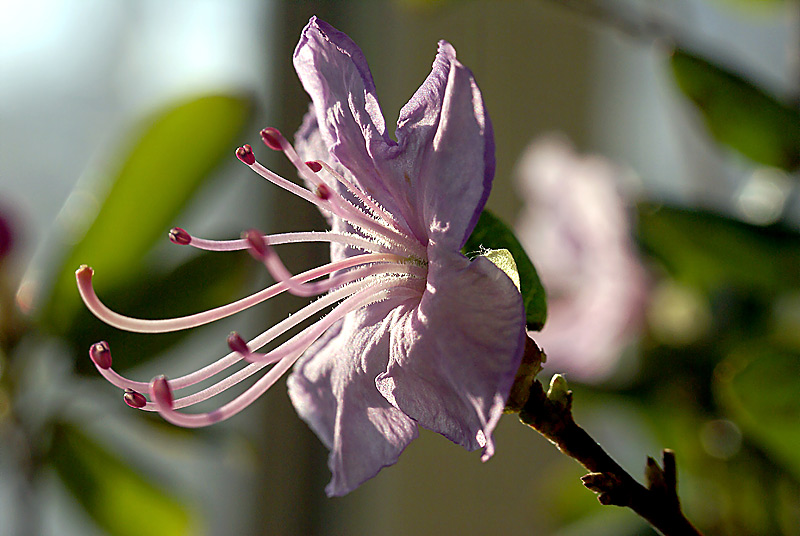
[515,136,647,382]
[77,17,525,495]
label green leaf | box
[714,0,789,11]
[637,203,800,293]
[67,248,253,374]
[50,424,193,536]
[716,347,800,481]
[463,210,547,330]
[670,48,800,171]
[42,94,252,334]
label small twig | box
[515,341,701,535]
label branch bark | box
[516,343,701,535]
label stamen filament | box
[178,230,388,254]
[249,158,421,257]
[314,160,407,235]
[76,253,407,334]
[246,231,418,298]
[90,264,425,395]
[167,279,414,410]
[245,134,424,257]
[149,284,419,426]
[324,189,424,256]
[250,161,332,213]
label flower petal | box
[388,42,495,249]
[376,245,525,458]
[293,18,406,218]
[287,298,419,497]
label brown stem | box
[519,377,702,536]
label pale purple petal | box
[294,20,493,249]
[287,298,419,497]
[293,18,407,220]
[375,245,525,457]
[386,41,495,249]
[515,136,648,382]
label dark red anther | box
[236,144,256,165]
[169,227,191,245]
[123,389,147,409]
[243,229,269,259]
[260,128,283,151]
[89,341,112,369]
[305,160,322,173]
[227,332,249,355]
[315,183,331,200]
[150,375,174,409]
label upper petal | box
[376,244,525,458]
[294,20,494,249]
[386,42,495,249]
[293,18,406,220]
[287,297,419,496]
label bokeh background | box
[1,0,799,535]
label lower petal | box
[376,245,525,457]
[287,298,419,496]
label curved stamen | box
[245,230,412,298]
[247,156,421,257]
[313,160,407,235]
[76,253,408,334]
[175,229,388,254]
[248,159,334,215]
[149,284,420,426]
[247,135,424,257]
[89,264,426,395]
[162,279,417,411]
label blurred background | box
[1,0,799,535]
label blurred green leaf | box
[637,204,800,292]
[50,424,193,536]
[670,49,800,171]
[714,0,789,11]
[716,347,800,482]
[463,209,547,330]
[42,94,252,334]
[68,248,253,374]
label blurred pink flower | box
[515,136,648,382]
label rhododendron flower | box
[76,17,525,496]
[515,137,647,383]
